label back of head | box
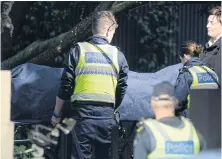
[92,11,117,35]
[209,6,221,24]
[179,41,203,58]
[151,82,177,109]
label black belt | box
[73,100,114,108]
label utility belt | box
[72,100,114,108]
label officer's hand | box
[51,116,61,127]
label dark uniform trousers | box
[71,102,117,159]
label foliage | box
[14,125,33,159]
[12,1,99,56]
[5,2,220,71]
[14,145,32,159]
[129,2,182,72]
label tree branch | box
[111,1,145,14]
[1,1,15,62]
[27,2,113,65]
[1,1,14,36]
[1,1,146,69]
[1,2,32,61]
[1,2,113,69]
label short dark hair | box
[92,11,117,34]
[209,6,221,24]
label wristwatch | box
[53,112,61,118]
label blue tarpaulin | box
[119,63,182,120]
[11,63,182,122]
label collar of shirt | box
[208,35,222,47]
[86,35,109,44]
[158,116,184,128]
[183,57,203,67]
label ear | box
[151,99,156,109]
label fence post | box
[0,71,14,159]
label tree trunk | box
[1,1,146,70]
[1,1,14,61]
[1,1,14,36]
[1,2,32,61]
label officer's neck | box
[93,34,111,43]
[94,33,106,37]
[155,112,175,120]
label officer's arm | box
[53,45,79,116]
[134,131,149,159]
[174,70,193,110]
[52,44,80,117]
[134,125,154,159]
[115,51,129,109]
[57,44,79,100]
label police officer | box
[201,6,222,83]
[174,41,219,117]
[134,82,205,159]
[51,11,129,159]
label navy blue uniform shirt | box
[57,35,129,108]
[174,57,203,115]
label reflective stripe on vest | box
[75,66,117,77]
[71,93,115,103]
[187,65,218,108]
[145,117,200,159]
[71,42,119,103]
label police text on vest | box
[197,73,216,83]
[85,52,113,64]
[165,141,194,155]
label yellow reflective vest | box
[187,65,218,108]
[71,42,119,104]
[144,117,200,158]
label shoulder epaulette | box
[179,66,191,73]
[136,119,146,133]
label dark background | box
[1,1,220,72]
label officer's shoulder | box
[116,46,121,51]
[180,116,195,127]
[136,118,153,133]
[74,40,90,46]
[136,120,145,133]
[180,116,192,123]
[115,47,127,60]
[109,44,121,51]
[66,43,81,57]
[70,42,81,49]
[179,66,191,73]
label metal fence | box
[11,2,220,71]
[112,2,219,71]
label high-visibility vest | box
[144,117,200,158]
[187,65,218,108]
[71,42,119,104]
